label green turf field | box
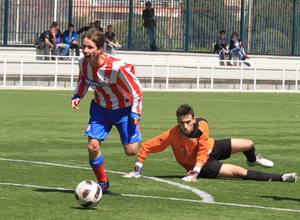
[0,90,299,220]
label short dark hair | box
[107,25,112,29]
[220,30,225,34]
[146,1,152,6]
[84,30,105,48]
[68,23,74,28]
[176,104,194,118]
[51,21,58,27]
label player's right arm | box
[71,60,89,111]
[123,128,173,178]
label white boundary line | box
[1,157,300,213]
[0,157,213,203]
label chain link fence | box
[0,0,299,55]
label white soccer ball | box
[75,180,102,208]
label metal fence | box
[1,0,300,56]
[1,53,300,92]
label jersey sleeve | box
[73,59,89,99]
[137,129,173,163]
[118,64,143,115]
[196,121,210,166]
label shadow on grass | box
[259,195,300,202]
[34,188,74,193]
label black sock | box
[244,170,282,181]
[243,147,256,163]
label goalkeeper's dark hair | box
[176,104,194,118]
[84,29,105,49]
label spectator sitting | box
[77,22,95,35]
[94,20,104,32]
[51,25,69,58]
[36,25,57,60]
[104,25,121,56]
[229,32,250,67]
[62,23,80,57]
[214,30,231,66]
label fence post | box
[295,63,298,91]
[151,59,155,89]
[127,0,133,49]
[54,59,58,88]
[20,56,24,87]
[196,61,200,90]
[3,55,7,86]
[282,62,286,91]
[166,58,169,89]
[184,0,190,51]
[53,0,58,21]
[240,62,244,91]
[210,61,214,90]
[3,0,9,46]
[291,0,296,56]
[68,0,73,25]
[253,62,257,91]
[71,58,74,89]
[239,0,245,40]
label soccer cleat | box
[123,171,141,178]
[247,154,274,168]
[99,179,110,193]
[282,173,297,183]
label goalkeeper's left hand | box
[182,170,198,182]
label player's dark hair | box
[84,29,105,49]
[176,104,194,118]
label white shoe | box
[123,171,141,178]
[247,154,274,168]
[282,173,297,183]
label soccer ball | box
[75,180,102,208]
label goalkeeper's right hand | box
[123,162,143,178]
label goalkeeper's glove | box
[123,162,143,178]
[181,169,200,182]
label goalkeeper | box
[124,104,297,183]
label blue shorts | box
[84,100,141,145]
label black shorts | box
[199,139,232,178]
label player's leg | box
[85,100,112,191]
[219,164,297,182]
[231,138,273,167]
[114,108,141,156]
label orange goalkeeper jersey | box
[137,118,215,171]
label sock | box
[243,147,256,163]
[89,154,107,183]
[244,170,282,182]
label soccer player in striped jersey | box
[124,104,297,183]
[71,30,143,192]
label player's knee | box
[123,144,138,156]
[124,148,137,156]
[87,140,100,153]
[231,167,247,177]
[245,139,254,148]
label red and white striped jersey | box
[74,55,143,115]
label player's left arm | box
[182,121,210,182]
[118,64,143,122]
